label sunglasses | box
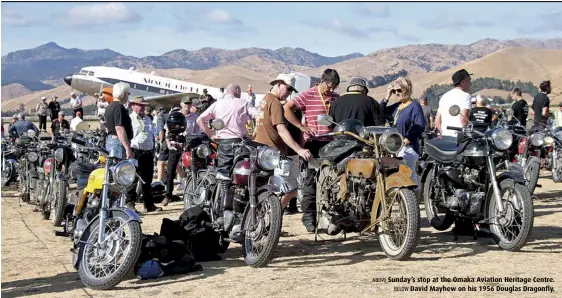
[391,89,403,94]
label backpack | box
[177,206,224,262]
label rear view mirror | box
[449,105,461,117]
[317,114,334,126]
[211,118,225,131]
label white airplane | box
[63,66,316,108]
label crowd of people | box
[1,68,555,233]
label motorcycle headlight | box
[545,136,554,146]
[491,128,513,151]
[54,148,65,162]
[379,129,404,154]
[27,152,39,162]
[257,146,280,170]
[196,144,211,159]
[530,133,545,147]
[27,130,36,138]
[112,160,136,187]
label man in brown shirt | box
[254,74,312,210]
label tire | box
[524,157,540,193]
[488,179,533,251]
[32,178,44,204]
[51,179,68,227]
[41,183,51,220]
[422,169,455,230]
[378,188,421,261]
[77,212,142,290]
[20,169,30,203]
[242,191,283,267]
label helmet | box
[166,111,187,134]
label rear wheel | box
[524,157,540,192]
[377,188,420,260]
[422,169,455,230]
[488,179,533,251]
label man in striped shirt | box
[283,69,340,232]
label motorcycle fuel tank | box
[232,159,251,185]
[84,167,105,193]
[43,158,53,174]
[346,159,377,179]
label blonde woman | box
[380,77,425,191]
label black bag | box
[177,206,223,262]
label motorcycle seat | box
[69,162,102,179]
[425,137,458,164]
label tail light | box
[43,158,52,174]
[518,137,527,155]
[181,152,191,168]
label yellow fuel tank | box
[84,168,105,193]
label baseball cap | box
[269,73,298,93]
[181,97,192,104]
[129,96,148,105]
[452,69,473,86]
[347,77,369,93]
[41,96,47,100]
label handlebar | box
[71,137,86,146]
[314,131,370,144]
[446,126,462,132]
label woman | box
[380,77,425,191]
[36,96,49,131]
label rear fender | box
[73,208,142,269]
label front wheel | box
[241,191,282,267]
[488,179,533,251]
[51,179,68,227]
[377,188,421,261]
[524,157,540,192]
[77,212,142,290]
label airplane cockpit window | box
[88,71,94,76]
[79,69,88,75]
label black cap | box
[347,77,369,93]
[452,69,473,86]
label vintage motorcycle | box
[2,137,20,187]
[15,130,40,203]
[311,115,421,260]
[184,118,284,267]
[57,143,143,290]
[181,133,217,209]
[417,105,533,251]
[527,118,562,182]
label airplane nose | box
[63,75,72,86]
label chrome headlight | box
[545,136,554,146]
[54,148,65,162]
[530,133,545,147]
[379,129,404,154]
[196,144,211,159]
[491,128,513,151]
[27,130,36,138]
[27,152,39,162]
[257,146,280,170]
[112,160,136,187]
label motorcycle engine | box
[445,189,485,216]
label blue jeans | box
[398,145,420,192]
[106,137,126,159]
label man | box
[283,68,340,232]
[510,88,529,127]
[70,92,84,119]
[469,95,493,128]
[531,80,552,130]
[218,87,225,100]
[104,82,134,160]
[254,74,312,216]
[554,102,562,128]
[36,96,49,131]
[161,98,200,206]
[8,113,39,138]
[97,95,109,118]
[199,88,215,113]
[129,96,162,212]
[328,77,385,126]
[419,95,434,131]
[48,96,61,122]
[70,111,84,131]
[197,83,252,169]
[435,69,473,137]
[155,106,170,182]
[50,111,70,140]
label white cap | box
[41,96,47,100]
[70,92,76,96]
[269,73,298,93]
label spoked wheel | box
[41,183,52,220]
[242,191,282,267]
[377,188,420,261]
[524,157,541,193]
[488,179,533,251]
[183,174,212,211]
[422,170,455,230]
[78,212,142,290]
[19,169,30,203]
[52,179,68,227]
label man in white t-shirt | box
[435,69,473,137]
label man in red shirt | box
[283,69,340,232]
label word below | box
[397,285,555,293]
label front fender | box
[73,208,142,269]
[496,171,526,185]
[258,182,280,194]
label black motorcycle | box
[2,137,20,187]
[417,105,533,251]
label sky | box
[2,2,562,57]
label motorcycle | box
[311,115,421,260]
[57,143,143,290]
[2,137,20,187]
[181,133,217,210]
[15,130,40,203]
[417,105,533,251]
[185,118,284,267]
[527,118,562,182]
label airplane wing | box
[143,92,201,108]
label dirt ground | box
[1,173,561,298]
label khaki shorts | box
[272,155,299,194]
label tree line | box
[423,77,540,109]
[368,69,409,88]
